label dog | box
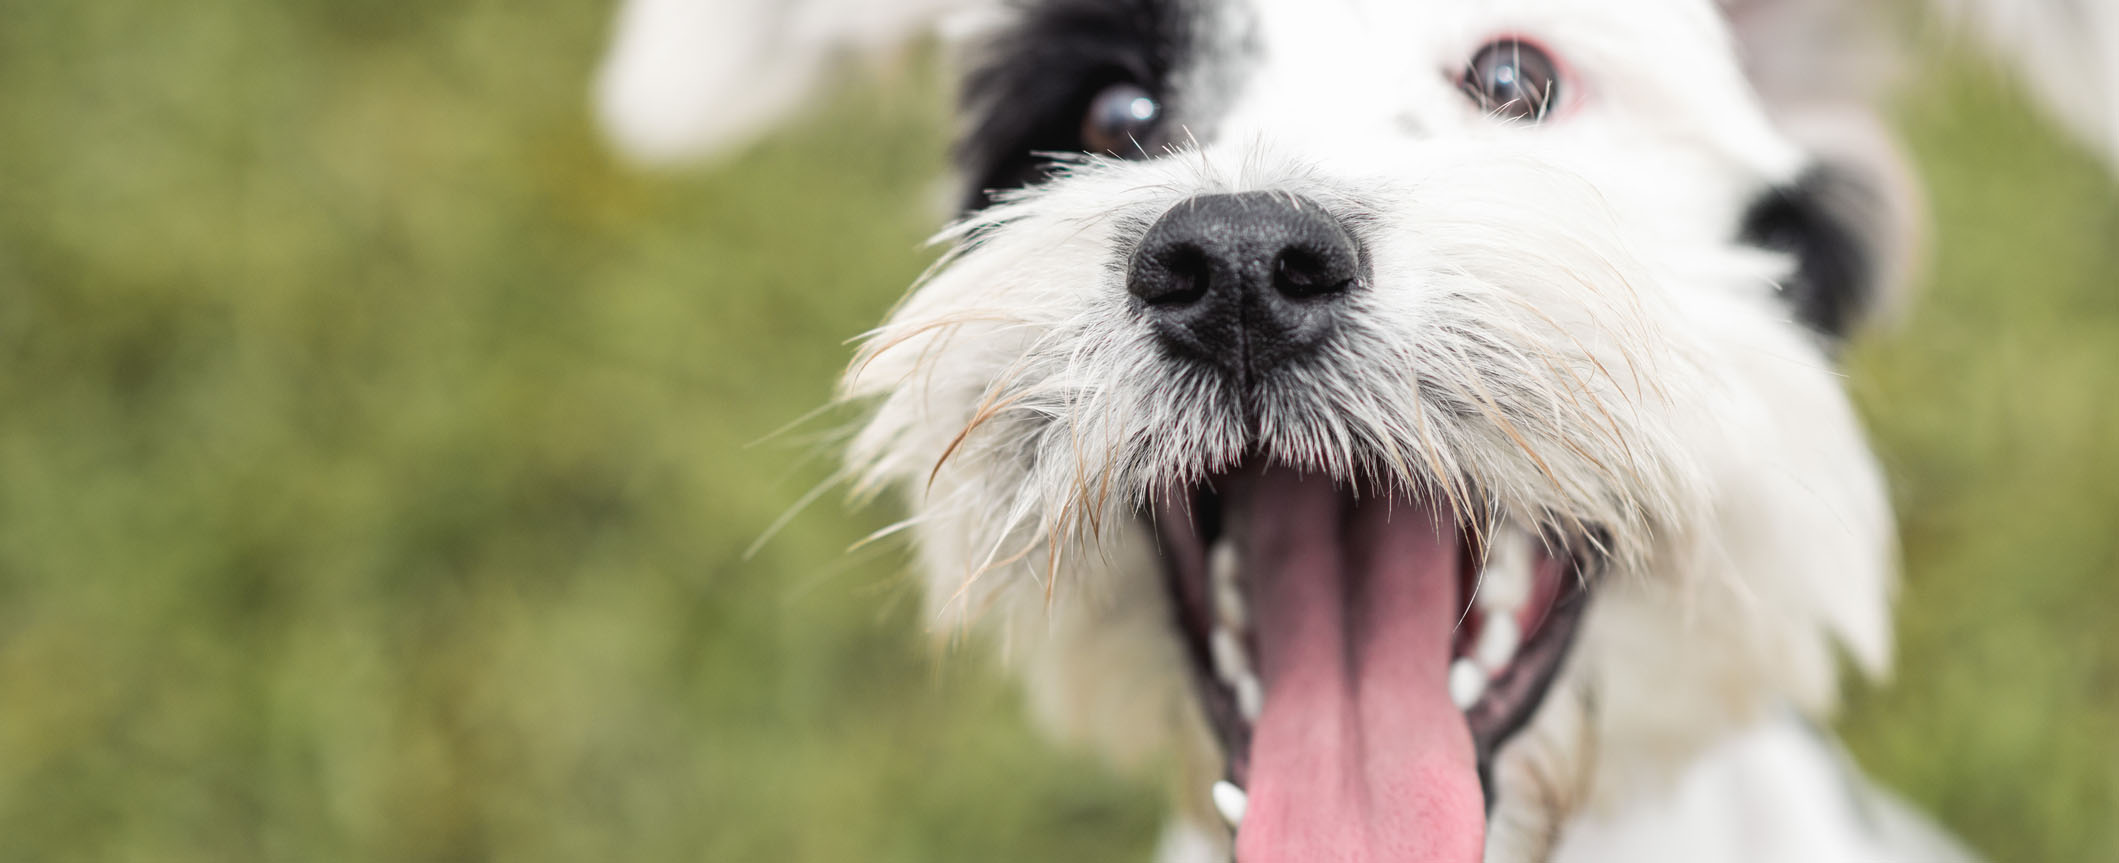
[595,1,2117,859]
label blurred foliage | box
[0,2,2109,861]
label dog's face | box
[841,0,1899,858]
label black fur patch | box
[1739,165,1884,341]
[957,0,1194,209]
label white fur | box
[1551,714,1977,863]
[588,0,2118,858]
[838,2,1908,857]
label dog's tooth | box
[1211,626,1264,722]
[1476,526,1535,613]
[1212,781,1249,829]
[1209,538,1246,629]
[1449,659,1487,710]
[1473,614,1520,673]
[1233,673,1263,723]
[1210,627,1251,685]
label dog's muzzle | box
[1125,192,1609,862]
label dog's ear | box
[1739,110,1923,342]
[1718,0,1917,340]
[1719,0,2119,341]
[594,0,995,166]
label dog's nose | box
[1126,192,1360,379]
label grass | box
[1839,49,2119,861]
[0,2,2110,860]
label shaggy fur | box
[595,1,2112,860]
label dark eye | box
[1461,39,1562,122]
[1081,82,1163,155]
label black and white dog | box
[596,1,2115,860]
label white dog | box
[596,2,2116,860]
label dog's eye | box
[1461,39,1561,122]
[1082,82,1163,156]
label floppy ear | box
[593,0,992,166]
[1717,0,1923,338]
[1739,117,1923,341]
[1717,0,2119,340]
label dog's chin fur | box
[596,0,2116,859]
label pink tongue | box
[1233,470,1484,862]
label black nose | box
[1126,192,1361,380]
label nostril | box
[1272,247,1354,300]
[1138,244,1213,307]
[1135,243,1220,307]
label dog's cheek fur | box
[1550,286,1893,800]
[1444,240,1893,850]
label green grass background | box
[0,2,2111,860]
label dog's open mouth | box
[1152,461,1598,860]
